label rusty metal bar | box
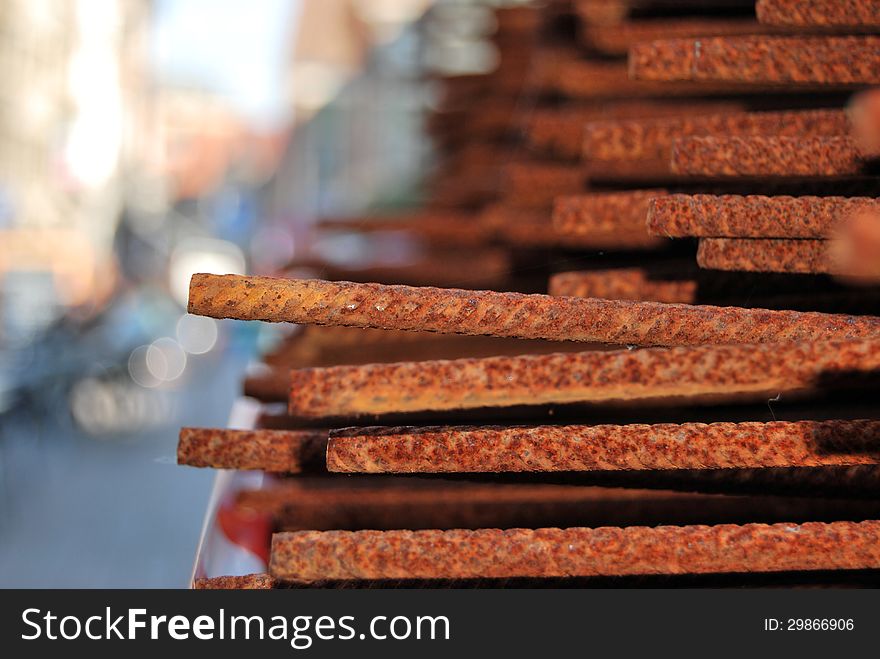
[582,19,785,56]
[501,162,586,207]
[548,269,696,303]
[315,212,490,248]
[671,136,865,177]
[238,478,880,532]
[287,250,512,289]
[756,0,880,28]
[697,238,833,274]
[327,419,880,474]
[177,427,327,473]
[269,520,880,582]
[189,274,880,346]
[527,102,745,159]
[552,190,664,237]
[483,203,662,250]
[583,110,849,163]
[288,339,880,418]
[554,60,786,99]
[648,194,880,239]
[630,36,880,85]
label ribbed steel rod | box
[269,520,880,582]
[327,420,880,473]
[288,339,880,417]
[189,274,880,346]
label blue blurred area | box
[0,0,451,586]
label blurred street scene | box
[0,0,507,586]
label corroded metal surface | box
[526,102,745,159]
[189,274,880,346]
[177,427,327,473]
[243,370,290,402]
[288,339,880,417]
[648,194,880,239]
[483,203,661,250]
[269,520,880,582]
[697,238,833,274]
[554,59,780,99]
[287,249,512,289]
[582,18,784,56]
[315,212,490,248]
[671,136,865,177]
[552,190,664,237]
[327,420,880,473]
[501,162,585,207]
[193,574,278,590]
[629,36,880,85]
[583,110,849,162]
[756,0,880,27]
[548,269,697,303]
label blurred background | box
[0,0,519,587]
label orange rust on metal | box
[629,36,880,85]
[238,481,759,531]
[698,238,834,274]
[526,102,746,159]
[177,427,327,473]
[315,213,490,248]
[287,249,512,289]
[582,19,789,56]
[756,0,880,28]
[552,190,665,237]
[193,574,278,590]
[269,520,880,582]
[189,274,880,346]
[553,60,779,99]
[501,162,586,207]
[480,202,660,250]
[244,369,290,402]
[327,420,880,474]
[238,479,880,532]
[574,0,629,26]
[548,269,696,303]
[510,224,661,250]
[634,465,880,498]
[648,194,880,239]
[263,326,586,370]
[670,136,865,177]
[583,110,849,163]
[288,339,880,418]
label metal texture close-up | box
[288,339,880,417]
[189,274,880,346]
[697,238,835,274]
[756,0,880,27]
[670,136,866,177]
[648,195,880,239]
[552,189,665,237]
[548,269,697,303]
[269,521,880,582]
[629,36,880,84]
[326,420,880,473]
[177,427,328,472]
[582,110,849,163]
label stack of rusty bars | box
[181,0,880,589]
